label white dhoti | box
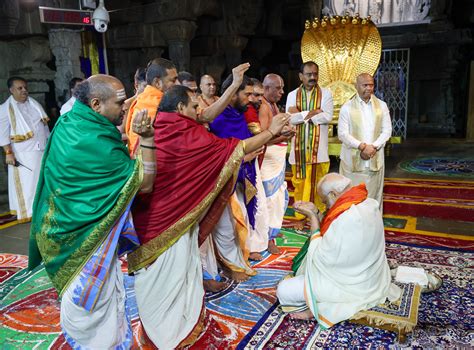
[61,254,132,349]
[277,198,400,328]
[200,235,220,281]
[246,162,269,253]
[261,144,288,239]
[134,224,205,349]
[7,150,43,220]
[212,185,256,276]
[340,161,384,211]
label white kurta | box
[277,198,400,328]
[134,224,204,349]
[285,86,334,164]
[338,95,392,208]
[60,96,76,115]
[0,97,50,220]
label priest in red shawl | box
[277,173,401,329]
[127,85,290,349]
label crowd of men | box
[0,56,395,349]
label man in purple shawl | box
[199,75,262,283]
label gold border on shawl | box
[11,132,34,143]
[13,166,28,219]
[48,159,143,296]
[176,302,207,348]
[128,142,245,273]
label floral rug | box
[238,242,474,349]
[399,157,474,178]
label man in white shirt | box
[60,77,83,115]
[286,61,333,225]
[0,77,50,221]
[338,73,392,210]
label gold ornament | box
[301,15,381,121]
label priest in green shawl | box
[28,74,156,349]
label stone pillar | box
[48,29,83,105]
[467,61,474,140]
[9,37,55,106]
[223,35,248,72]
[0,0,19,36]
[158,20,197,71]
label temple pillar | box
[222,35,248,73]
[466,61,474,140]
[158,20,197,71]
[48,29,83,106]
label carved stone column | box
[222,35,248,72]
[158,20,197,71]
[9,37,55,106]
[48,29,83,105]
[0,0,19,36]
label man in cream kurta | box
[277,173,400,328]
[0,77,50,221]
[338,73,392,210]
[286,62,333,219]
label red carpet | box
[383,178,474,222]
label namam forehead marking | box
[116,88,126,100]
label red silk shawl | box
[128,112,243,272]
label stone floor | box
[1,138,473,256]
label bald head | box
[74,74,124,105]
[355,73,375,102]
[317,173,352,208]
[263,73,284,103]
[74,74,127,125]
[199,74,217,97]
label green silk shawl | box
[28,101,142,296]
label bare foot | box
[293,220,305,231]
[249,252,264,261]
[268,240,281,255]
[289,309,314,320]
[223,270,250,282]
[203,279,228,292]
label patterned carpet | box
[1,177,473,348]
[399,157,474,178]
[238,241,473,349]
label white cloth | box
[60,96,76,115]
[340,160,385,210]
[285,86,334,164]
[212,186,255,275]
[61,254,132,349]
[134,224,204,349]
[0,96,50,219]
[277,198,400,328]
[200,235,220,280]
[260,144,288,238]
[246,162,270,252]
[338,94,391,209]
[338,94,392,169]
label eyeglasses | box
[303,72,318,78]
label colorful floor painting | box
[0,238,300,349]
[399,157,474,178]
[1,177,473,349]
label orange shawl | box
[320,183,368,235]
[125,85,163,155]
